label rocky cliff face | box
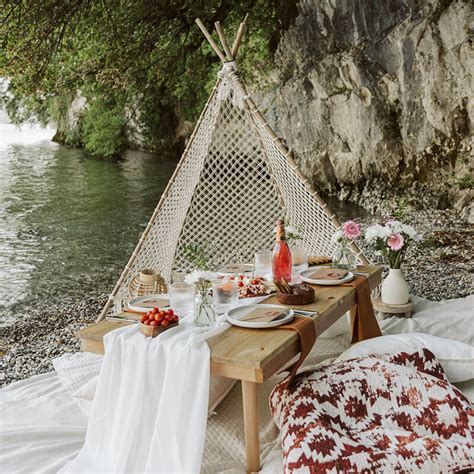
[259,0,473,217]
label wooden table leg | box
[242,380,260,473]
[349,305,357,327]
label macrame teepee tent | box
[98,16,368,321]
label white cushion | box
[73,374,234,417]
[336,333,474,383]
[380,295,474,346]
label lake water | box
[0,124,177,325]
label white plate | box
[217,263,254,276]
[226,304,294,329]
[128,294,169,312]
[300,267,354,285]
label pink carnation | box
[342,220,361,239]
[387,233,404,251]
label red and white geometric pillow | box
[270,349,474,473]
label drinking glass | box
[212,278,239,314]
[169,282,195,318]
[254,251,273,281]
[171,269,186,283]
[291,246,308,277]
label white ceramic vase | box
[381,268,409,305]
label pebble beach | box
[1,209,472,387]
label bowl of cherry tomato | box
[139,307,179,337]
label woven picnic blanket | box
[270,348,474,473]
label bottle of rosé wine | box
[272,219,292,282]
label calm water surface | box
[0,124,176,325]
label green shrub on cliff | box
[83,101,126,157]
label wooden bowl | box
[276,285,315,305]
[139,321,179,338]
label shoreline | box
[1,208,472,387]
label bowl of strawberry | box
[139,308,179,337]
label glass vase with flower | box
[331,220,361,270]
[183,243,218,326]
[184,270,217,326]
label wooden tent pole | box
[195,18,227,63]
[96,79,223,322]
[214,21,234,61]
[227,70,370,265]
[231,14,249,57]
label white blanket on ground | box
[61,322,223,473]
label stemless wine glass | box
[171,269,186,283]
[212,278,239,314]
[169,282,195,318]
[254,251,273,281]
[291,246,308,277]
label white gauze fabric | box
[61,322,227,473]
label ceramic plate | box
[128,294,170,312]
[300,267,354,286]
[217,263,254,276]
[226,304,294,329]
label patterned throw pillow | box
[270,349,474,473]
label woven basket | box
[128,269,168,298]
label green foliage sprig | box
[183,243,212,271]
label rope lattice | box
[106,66,367,315]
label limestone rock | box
[260,0,473,211]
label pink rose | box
[387,233,404,251]
[342,220,361,240]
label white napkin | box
[61,321,227,473]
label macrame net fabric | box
[109,66,366,313]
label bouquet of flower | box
[365,219,421,269]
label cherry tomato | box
[154,313,162,322]
[228,276,235,280]
[152,307,158,314]
[150,320,158,326]
[143,319,150,326]
[237,280,244,287]
[159,310,167,318]
[239,274,244,280]
[251,279,258,285]
[166,309,174,316]
[140,314,148,323]
[161,319,169,327]
[172,315,179,322]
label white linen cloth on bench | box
[61,322,224,473]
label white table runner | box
[61,321,226,473]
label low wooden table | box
[77,265,382,472]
